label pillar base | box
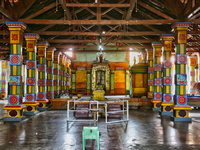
[37,107,48,112]
[23,111,39,116]
[54,94,61,98]
[152,108,161,111]
[4,116,26,122]
[159,111,173,116]
[170,116,192,122]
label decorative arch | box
[91,64,110,92]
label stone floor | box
[1,97,200,149]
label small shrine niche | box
[93,52,108,63]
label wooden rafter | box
[25,2,57,19]
[138,1,174,20]
[0,6,16,20]
[126,0,137,20]
[18,0,37,18]
[60,0,71,20]
[184,1,200,20]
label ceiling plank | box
[25,2,57,19]
[126,0,137,20]
[0,6,16,20]
[18,0,37,18]
[65,3,130,7]
[138,1,174,20]
[18,19,179,25]
[184,1,200,20]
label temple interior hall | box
[0,0,200,149]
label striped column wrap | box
[4,21,27,119]
[1,61,7,98]
[160,34,174,114]
[110,70,115,94]
[37,41,49,109]
[59,54,64,95]
[152,42,162,110]
[23,33,40,114]
[87,70,91,94]
[171,22,192,121]
[146,47,154,98]
[189,56,197,94]
[46,47,56,99]
[63,55,68,93]
[54,51,61,98]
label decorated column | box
[63,55,67,94]
[189,56,197,95]
[54,51,61,98]
[152,42,162,111]
[87,70,91,95]
[23,33,40,115]
[125,70,130,95]
[110,70,115,94]
[4,21,26,121]
[1,61,7,98]
[59,53,64,96]
[71,70,76,94]
[160,34,174,116]
[37,41,49,111]
[171,22,192,122]
[66,59,71,94]
[146,47,154,99]
[46,47,56,101]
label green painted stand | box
[82,126,100,150]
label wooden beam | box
[138,1,174,20]
[58,49,145,52]
[51,45,149,49]
[25,2,57,19]
[18,19,179,25]
[126,0,137,20]
[35,31,163,36]
[65,3,130,7]
[60,0,72,20]
[0,6,16,20]
[47,39,155,44]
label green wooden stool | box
[82,126,100,150]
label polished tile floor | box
[1,99,200,149]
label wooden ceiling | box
[0,0,200,60]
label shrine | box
[0,0,200,149]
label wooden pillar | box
[146,47,154,99]
[110,70,115,94]
[1,61,7,98]
[23,33,40,115]
[152,42,162,111]
[46,47,56,101]
[125,70,130,95]
[189,56,197,95]
[160,34,174,116]
[4,21,26,122]
[171,22,192,122]
[37,41,49,111]
[54,51,61,98]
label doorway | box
[96,70,106,90]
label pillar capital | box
[54,51,62,64]
[5,21,27,30]
[171,22,191,30]
[160,33,174,41]
[152,41,162,48]
[46,47,56,61]
[37,41,49,57]
[152,42,162,57]
[24,33,40,40]
[145,47,153,52]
